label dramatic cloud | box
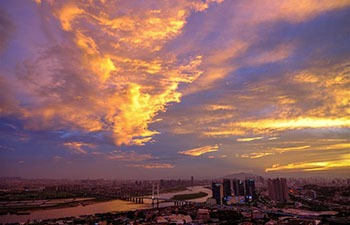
[271,145,311,153]
[63,142,95,154]
[237,141,349,160]
[0,0,349,178]
[240,152,275,159]
[0,0,226,146]
[107,150,154,162]
[265,154,350,172]
[237,137,263,142]
[178,144,219,156]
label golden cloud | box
[7,0,232,146]
[271,145,311,153]
[237,136,263,142]
[181,0,348,96]
[206,117,350,137]
[240,152,275,159]
[107,150,154,162]
[268,137,280,140]
[270,143,350,154]
[207,154,226,159]
[236,141,349,160]
[204,105,236,111]
[240,0,348,24]
[63,142,95,154]
[236,117,349,131]
[178,144,219,156]
[265,154,350,172]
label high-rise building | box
[212,182,223,205]
[267,178,289,203]
[232,179,238,196]
[238,179,245,196]
[232,179,245,196]
[222,179,232,197]
[191,176,194,186]
[245,179,256,201]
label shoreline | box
[0,186,210,224]
[0,197,117,213]
[0,199,146,224]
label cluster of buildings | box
[12,203,346,225]
[0,177,206,215]
[211,178,256,205]
[267,178,289,203]
[1,176,350,224]
[0,177,204,198]
[211,177,291,205]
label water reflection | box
[0,186,211,224]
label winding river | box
[0,186,211,224]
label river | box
[0,186,211,224]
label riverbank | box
[0,197,115,213]
[0,199,144,224]
[0,186,211,224]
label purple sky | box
[0,0,349,179]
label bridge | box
[120,181,201,207]
[121,196,322,219]
[119,181,323,220]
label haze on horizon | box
[0,0,349,179]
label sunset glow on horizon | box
[0,0,349,179]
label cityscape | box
[0,175,349,224]
[0,0,349,224]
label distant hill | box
[218,172,259,180]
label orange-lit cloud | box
[231,0,349,25]
[206,117,350,137]
[268,137,280,140]
[237,136,263,142]
[3,0,348,148]
[5,0,228,146]
[1,0,349,178]
[178,144,219,156]
[207,154,226,159]
[265,154,350,172]
[236,117,349,130]
[57,4,84,32]
[181,0,348,95]
[107,150,154,162]
[316,143,350,150]
[63,142,95,154]
[248,43,295,66]
[204,105,235,111]
[128,163,175,169]
[236,142,349,159]
[240,152,275,159]
[270,143,350,153]
[271,145,311,153]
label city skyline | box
[0,0,349,179]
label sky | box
[0,0,349,179]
